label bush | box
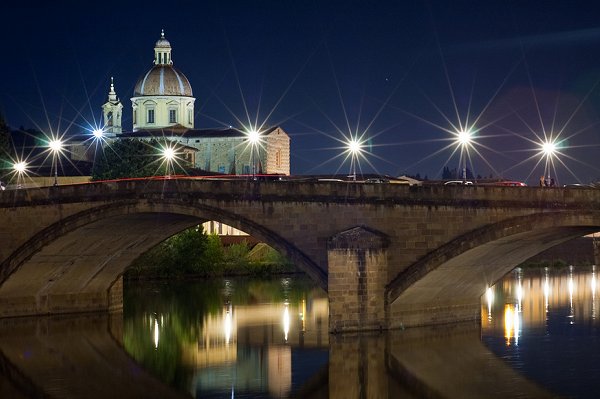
[127,228,297,279]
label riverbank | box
[519,236,598,269]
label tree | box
[442,166,452,179]
[0,113,13,170]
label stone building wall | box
[265,127,290,175]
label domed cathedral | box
[99,30,290,176]
[131,30,195,131]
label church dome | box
[133,65,193,97]
[155,37,171,48]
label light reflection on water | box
[482,265,600,398]
[2,269,600,398]
[123,277,329,398]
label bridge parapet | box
[1,180,599,209]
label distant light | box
[348,139,361,154]
[92,128,104,139]
[153,318,159,349]
[13,161,27,173]
[457,129,472,145]
[247,129,260,143]
[486,286,494,316]
[283,303,290,342]
[542,140,556,156]
[162,147,175,160]
[48,139,63,152]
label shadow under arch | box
[387,211,600,307]
[0,199,327,318]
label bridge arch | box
[387,211,600,327]
[0,199,326,317]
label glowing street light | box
[13,160,28,189]
[247,129,260,179]
[539,138,559,185]
[92,128,104,139]
[542,141,556,156]
[348,138,362,181]
[13,161,27,174]
[455,129,472,182]
[48,138,63,186]
[161,145,176,176]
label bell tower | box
[102,77,123,136]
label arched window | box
[147,108,155,124]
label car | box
[494,181,527,187]
[365,178,389,183]
[444,180,473,185]
[563,183,593,189]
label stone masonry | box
[328,226,389,333]
[0,180,599,330]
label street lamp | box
[161,146,176,177]
[540,139,557,186]
[247,129,260,179]
[92,128,104,139]
[48,139,63,186]
[13,160,27,189]
[348,138,362,181]
[456,129,472,182]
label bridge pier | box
[327,226,389,333]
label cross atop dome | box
[154,30,172,65]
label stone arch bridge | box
[0,179,598,332]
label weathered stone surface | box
[328,226,389,332]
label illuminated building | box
[98,30,290,176]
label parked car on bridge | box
[563,183,593,189]
[494,181,527,187]
[444,180,473,186]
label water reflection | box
[482,266,599,332]
[482,265,600,398]
[3,269,600,398]
[123,277,329,398]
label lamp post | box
[13,161,27,189]
[541,140,557,186]
[48,139,63,186]
[247,130,260,179]
[348,138,361,181]
[457,129,472,182]
[162,146,176,177]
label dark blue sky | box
[2,1,600,182]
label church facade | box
[99,31,290,175]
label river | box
[1,266,599,398]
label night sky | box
[2,1,600,182]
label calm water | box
[481,266,600,399]
[1,268,600,398]
[122,277,330,398]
